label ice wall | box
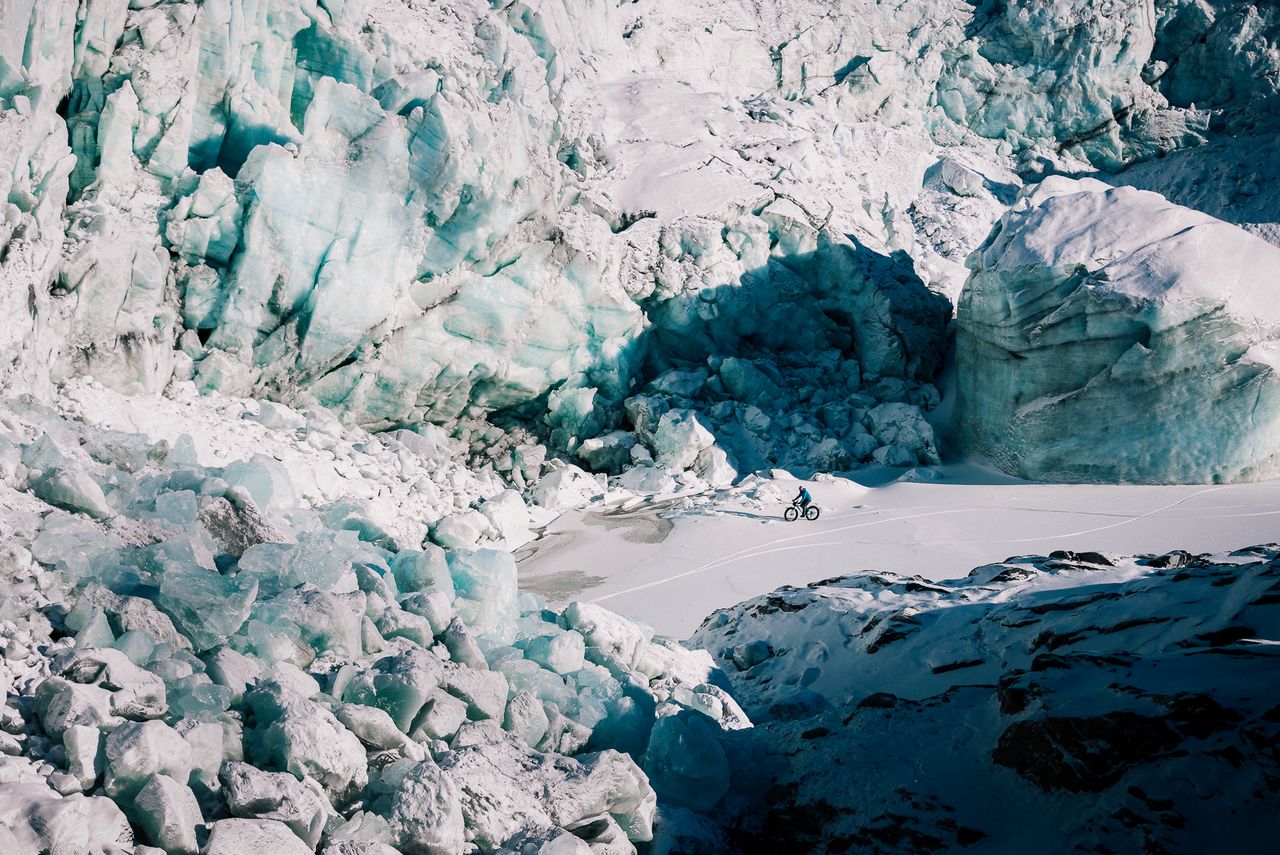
[1,0,1277,481]
[957,177,1280,484]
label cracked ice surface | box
[958,177,1280,484]
[6,0,1275,484]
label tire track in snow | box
[589,506,961,603]
[589,487,1235,603]
[924,486,1228,545]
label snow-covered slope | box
[693,546,1280,851]
[958,177,1280,484]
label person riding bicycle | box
[795,486,812,511]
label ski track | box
[589,487,1236,604]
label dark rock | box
[1049,550,1114,566]
[857,692,898,710]
[993,712,1180,792]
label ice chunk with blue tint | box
[391,546,454,599]
[958,178,1280,483]
[221,455,297,513]
[203,647,262,705]
[103,720,193,799]
[29,466,116,520]
[364,647,445,733]
[642,710,730,810]
[244,683,367,804]
[157,565,258,652]
[154,491,199,526]
[21,434,69,471]
[523,629,586,676]
[251,587,364,660]
[448,549,518,648]
[113,630,157,666]
[586,685,656,757]
[237,530,371,596]
[493,659,576,714]
[166,675,234,721]
[75,609,115,648]
[503,692,550,749]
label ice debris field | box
[1,0,1279,852]
[0,383,751,854]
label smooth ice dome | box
[958,177,1280,484]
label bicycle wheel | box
[784,506,799,522]
[804,505,820,521]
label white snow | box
[518,466,1280,638]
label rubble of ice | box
[0,390,749,853]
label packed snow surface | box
[517,469,1280,637]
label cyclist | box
[795,485,812,512]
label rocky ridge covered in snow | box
[694,545,1280,852]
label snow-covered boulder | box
[205,818,315,855]
[531,466,603,512]
[220,762,332,849]
[102,720,193,799]
[131,773,202,855]
[478,490,535,548]
[959,178,1280,483]
[0,783,134,854]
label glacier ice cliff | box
[958,176,1280,484]
[2,0,1277,483]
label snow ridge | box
[694,545,1280,851]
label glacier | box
[0,0,1278,851]
[4,0,1277,485]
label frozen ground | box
[517,465,1280,637]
